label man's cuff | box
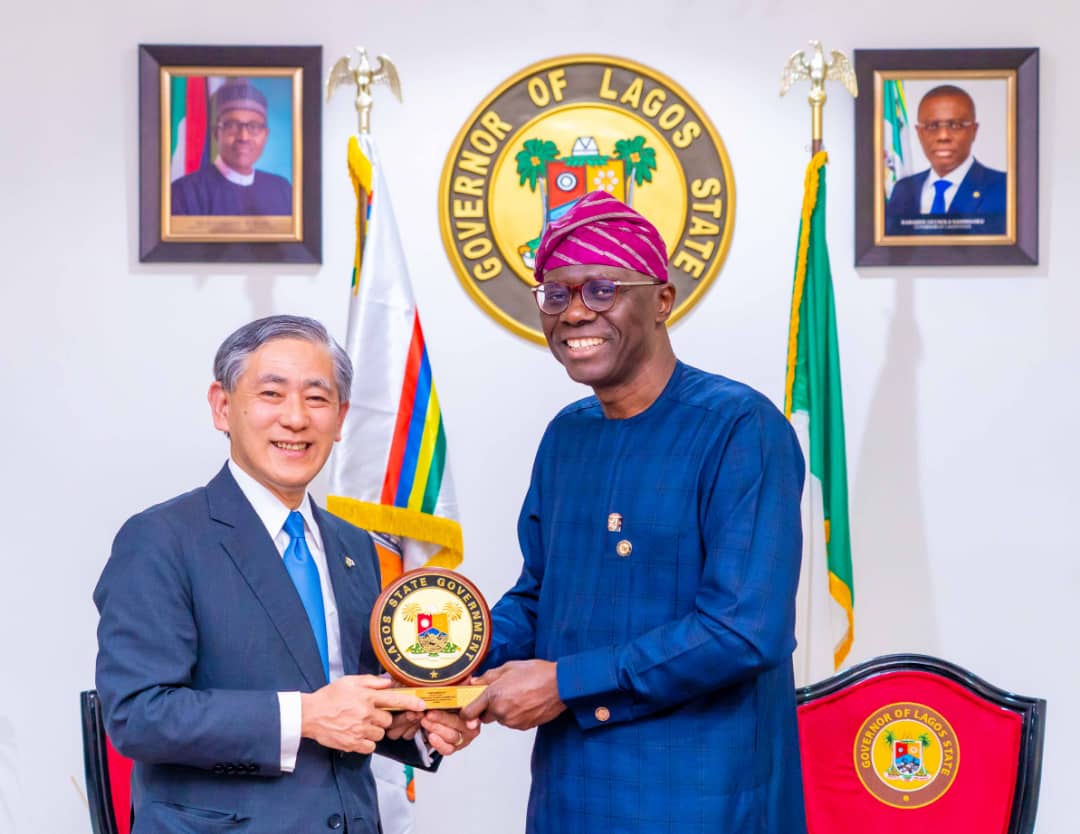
[278,691,302,772]
[557,647,635,729]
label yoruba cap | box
[215,78,268,120]
[533,190,669,283]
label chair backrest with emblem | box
[796,653,1045,834]
[80,689,133,834]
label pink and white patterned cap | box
[533,191,669,283]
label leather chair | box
[796,653,1045,834]
[80,689,133,834]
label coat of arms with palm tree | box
[401,601,465,656]
[882,729,933,780]
[514,135,658,269]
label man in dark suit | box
[94,315,477,833]
[886,84,1007,235]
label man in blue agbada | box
[461,191,808,833]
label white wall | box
[2,0,1077,831]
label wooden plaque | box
[370,568,491,696]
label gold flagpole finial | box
[326,47,402,134]
[779,40,858,155]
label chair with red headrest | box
[797,653,1044,834]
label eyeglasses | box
[916,120,975,132]
[531,277,662,315]
[217,119,268,135]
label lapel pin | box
[607,513,623,532]
[344,556,356,569]
[973,191,981,198]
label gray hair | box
[213,315,353,401]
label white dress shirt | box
[919,153,975,214]
[228,460,343,772]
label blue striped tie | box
[283,511,329,680]
[930,179,952,215]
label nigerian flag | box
[785,151,854,686]
[169,76,210,182]
[882,79,912,198]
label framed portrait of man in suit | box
[853,48,1038,266]
[138,45,322,263]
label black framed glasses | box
[915,120,975,132]
[217,119,268,135]
[531,277,662,315]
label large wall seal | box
[439,54,736,344]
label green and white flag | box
[785,151,854,686]
[882,79,912,198]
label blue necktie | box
[283,511,330,680]
[929,179,951,215]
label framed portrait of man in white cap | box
[138,45,321,263]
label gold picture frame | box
[138,44,322,263]
[854,48,1038,266]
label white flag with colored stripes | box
[327,134,463,570]
[326,134,464,834]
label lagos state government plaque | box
[370,568,491,709]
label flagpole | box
[326,47,403,249]
[324,48,432,834]
[780,42,858,684]
[326,46,403,135]
[779,40,858,155]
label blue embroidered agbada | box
[485,361,808,833]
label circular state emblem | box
[439,54,735,344]
[853,701,960,809]
[370,568,491,686]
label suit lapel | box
[952,161,985,213]
[207,466,327,690]
[911,170,930,212]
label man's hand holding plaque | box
[460,660,567,730]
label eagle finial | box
[780,41,858,153]
[326,47,402,134]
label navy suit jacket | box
[886,158,1007,235]
[94,465,432,834]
